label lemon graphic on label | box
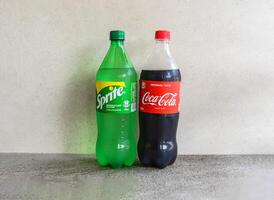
[109,86,114,91]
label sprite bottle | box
[95,30,137,168]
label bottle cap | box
[155,30,170,41]
[110,30,125,40]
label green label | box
[96,81,137,113]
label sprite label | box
[96,81,137,113]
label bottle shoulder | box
[96,67,137,82]
[100,43,134,69]
[143,44,179,70]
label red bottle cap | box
[155,30,170,41]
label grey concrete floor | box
[0,154,274,200]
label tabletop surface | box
[0,154,274,200]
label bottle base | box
[97,161,136,169]
[96,155,136,169]
[138,155,177,169]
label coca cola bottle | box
[138,30,181,169]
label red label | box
[139,80,180,114]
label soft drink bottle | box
[96,30,137,168]
[138,30,181,169]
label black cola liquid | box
[138,69,181,169]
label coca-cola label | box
[139,80,180,114]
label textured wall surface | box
[1,0,274,154]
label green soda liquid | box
[95,31,137,168]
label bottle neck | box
[155,40,172,56]
[110,40,124,46]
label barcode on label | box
[131,103,136,112]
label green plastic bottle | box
[95,30,137,168]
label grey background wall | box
[1,0,274,154]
